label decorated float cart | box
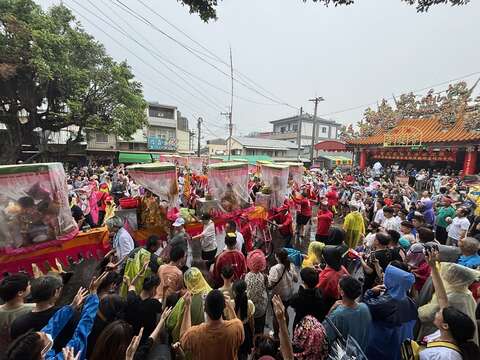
[0,163,81,274]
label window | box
[95,132,108,143]
[280,126,286,133]
[322,127,327,134]
[148,107,174,119]
[292,124,298,131]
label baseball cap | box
[173,217,185,227]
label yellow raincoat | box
[166,267,212,343]
[343,210,365,248]
[302,241,325,268]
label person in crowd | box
[406,242,431,294]
[317,245,349,308]
[364,264,417,360]
[105,216,135,269]
[170,217,189,253]
[69,195,85,229]
[0,273,34,354]
[225,220,245,253]
[418,262,479,343]
[325,226,346,246]
[126,235,162,274]
[290,267,328,329]
[10,275,76,353]
[245,250,268,335]
[251,334,279,360]
[446,207,471,246]
[316,200,333,242]
[224,280,255,360]
[386,229,406,260]
[399,220,415,250]
[7,273,106,360]
[176,290,244,360]
[360,232,393,291]
[191,213,217,262]
[213,233,247,286]
[326,185,339,215]
[343,204,365,248]
[363,221,381,248]
[269,204,294,248]
[417,249,480,360]
[219,265,235,299]
[435,197,456,244]
[167,267,212,343]
[381,206,401,232]
[420,199,435,227]
[268,249,298,337]
[124,274,162,341]
[272,295,329,360]
[293,190,312,240]
[374,199,385,225]
[156,245,186,301]
[86,293,126,359]
[89,320,136,360]
[302,241,325,268]
[457,236,480,269]
[323,275,372,349]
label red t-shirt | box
[326,191,338,207]
[296,198,312,217]
[270,212,293,237]
[213,250,247,284]
[317,266,349,300]
[316,210,333,235]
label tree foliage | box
[180,0,471,22]
[0,0,147,163]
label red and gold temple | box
[347,117,480,175]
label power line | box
[64,2,226,128]
[113,0,298,109]
[135,0,291,106]
[69,0,225,115]
[319,71,480,117]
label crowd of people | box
[1,161,480,360]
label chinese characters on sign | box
[147,136,177,151]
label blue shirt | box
[458,254,480,269]
[323,303,372,349]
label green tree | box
[0,0,147,163]
[179,0,471,22]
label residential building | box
[87,102,191,160]
[267,114,342,154]
[227,136,301,159]
[206,138,227,156]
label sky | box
[37,0,480,140]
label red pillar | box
[359,149,367,170]
[463,148,477,175]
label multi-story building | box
[87,102,191,161]
[206,138,227,156]
[228,136,300,159]
[265,114,342,154]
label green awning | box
[118,152,153,164]
[218,155,272,165]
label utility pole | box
[228,46,234,161]
[309,97,324,164]
[297,107,303,161]
[197,117,202,157]
[219,47,235,160]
